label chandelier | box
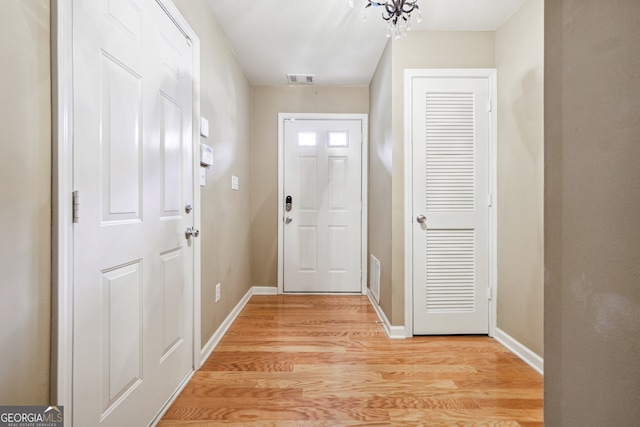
[350,0,423,39]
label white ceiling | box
[205,0,526,86]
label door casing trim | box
[277,113,369,295]
[51,1,201,422]
[403,69,498,338]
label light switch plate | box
[232,175,239,191]
[200,167,206,187]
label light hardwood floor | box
[159,295,543,426]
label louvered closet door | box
[412,76,490,335]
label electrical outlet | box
[215,283,221,303]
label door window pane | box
[328,131,349,147]
[298,132,317,147]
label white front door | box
[282,117,363,293]
[72,0,194,425]
[410,74,493,335]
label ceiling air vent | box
[287,74,315,85]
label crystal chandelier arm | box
[366,1,385,8]
[370,1,392,21]
[401,1,418,14]
[383,0,404,20]
[384,3,394,19]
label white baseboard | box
[251,286,278,295]
[366,292,407,339]
[494,328,544,375]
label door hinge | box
[72,190,80,223]
[487,99,493,112]
[487,194,493,207]
[488,286,493,301]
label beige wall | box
[381,32,496,325]
[495,0,544,357]
[368,42,393,317]
[173,0,253,345]
[249,86,369,287]
[0,0,51,404]
[545,0,640,424]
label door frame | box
[277,113,369,295]
[51,0,202,420]
[403,69,498,338]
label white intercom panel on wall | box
[200,143,213,166]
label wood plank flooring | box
[159,295,543,426]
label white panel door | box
[283,119,362,293]
[72,0,194,425]
[411,76,491,335]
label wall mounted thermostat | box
[200,143,213,166]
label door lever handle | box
[185,227,200,238]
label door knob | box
[416,215,427,224]
[285,217,293,224]
[185,227,200,238]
